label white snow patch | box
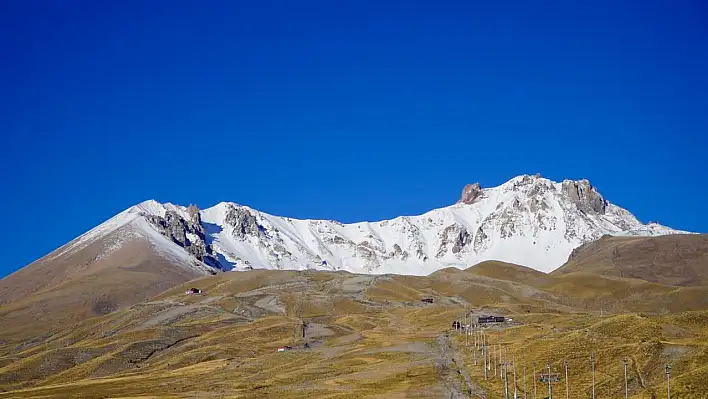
[47,175,692,277]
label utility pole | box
[564,360,569,399]
[521,355,528,399]
[482,331,487,380]
[533,361,537,399]
[623,358,629,399]
[466,315,470,347]
[590,353,596,399]
[493,342,497,377]
[666,364,672,399]
[500,344,504,381]
[473,327,477,366]
[504,360,510,399]
[513,354,518,399]
[547,362,553,399]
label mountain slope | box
[552,234,708,286]
[169,174,688,275]
[3,174,688,298]
[2,268,708,398]
[0,202,219,337]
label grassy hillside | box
[2,267,708,398]
[0,237,203,341]
[553,234,708,286]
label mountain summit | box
[30,174,690,277]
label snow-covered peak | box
[52,175,691,276]
[189,175,688,274]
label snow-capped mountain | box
[58,174,690,275]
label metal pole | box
[483,332,488,380]
[500,345,504,381]
[494,342,497,377]
[521,355,528,399]
[473,327,477,366]
[564,360,568,399]
[466,324,469,347]
[590,353,596,399]
[623,358,629,399]
[547,363,552,399]
[532,362,537,399]
[666,364,671,399]
[514,354,518,399]
[504,361,509,399]
[463,312,467,337]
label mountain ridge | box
[24,174,690,278]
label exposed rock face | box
[143,210,222,269]
[124,175,684,276]
[458,183,483,205]
[387,243,410,261]
[561,179,607,214]
[225,206,269,240]
[437,224,472,257]
[186,204,201,225]
[223,204,305,269]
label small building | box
[478,315,505,324]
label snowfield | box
[55,175,691,275]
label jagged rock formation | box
[561,179,607,214]
[458,183,483,204]
[46,175,690,276]
[143,207,222,270]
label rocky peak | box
[458,183,483,205]
[187,204,201,225]
[224,205,268,240]
[142,209,222,270]
[561,179,607,214]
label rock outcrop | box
[561,179,607,214]
[143,209,222,269]
[458,183,483,205]
[225,205,269,240]
[437,224,472,257]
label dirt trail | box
[253,295,285,315]
[435,332,486,399]
[135,305,204,330]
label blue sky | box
[1,0,706,277]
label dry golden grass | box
[454,310,708,399]
[2,258,708,398]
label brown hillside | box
[0,230,205,342]
[2,269,708,398]
[464,260,551,288]
[552,234,708,286]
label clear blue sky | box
[1,0,707,277]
